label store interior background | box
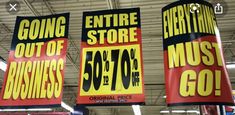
[0,0,235,114]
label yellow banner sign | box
[77,8,145,105]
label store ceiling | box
[0,0,235,115]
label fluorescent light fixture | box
[227,64,235,69]
[61,101,74,113]
[73,111,83,114]
[187,110,200,114]
[172,110,185,113]
[160,110,199,114]
[0,108,52,112]
[27,108,52,111]
[132,105,141,115]
[160,110,169,114]
[0,60,6,72]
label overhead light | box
[172,110,186,113]
[0,61,6,71]
[27,108,52,111]
[187,110,200,114]
[0,108,52,112]
[61,101,74,113]
[132,105,141,115]
[0,56,6,72]
[227,64,235,69]
[160,110,199,114]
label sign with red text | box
[0,13,69,107]
[77,8,145,105]
[162,0,234,106]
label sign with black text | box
[77,8,145,105]
[0,13,69,107]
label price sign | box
[76,8,145,105]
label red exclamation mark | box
[215,70,221,96]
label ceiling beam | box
[43,0,55,15]
[224,32,235,57]
[106,0,119,9]
[42,0,80,70]
[0,22,12,53]
[0,23,12,33]
[22,0,40,16]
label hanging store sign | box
[0,13,69,107]
[77,8,145,105]
[162,0,234,106]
